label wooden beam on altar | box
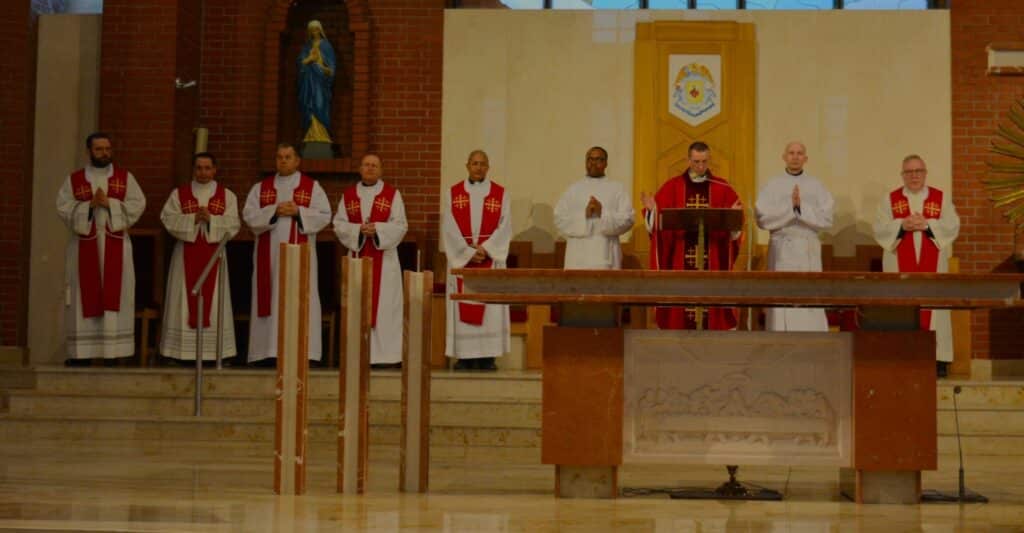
[452,269,1024,309]
[338,257,372,494]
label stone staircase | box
[0,366,541,463]
[1,366,1022,463]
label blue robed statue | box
[298,20,336,143]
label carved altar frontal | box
[623,330,852,467]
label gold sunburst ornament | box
[985,99,1024,233]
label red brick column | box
[951,0,1024,360]
[0,2,34,345]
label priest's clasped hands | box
[275,201,299,217]
[470,244,489,263]
[89,187,109,209]
[585,196,603,218]
[792,185,801,208]
[194,207,211,224]
[901,213,930,232]
[640,191,656,212]
[359,222,377,237]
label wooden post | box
[274,243,310,495]
[338,256,372,494]
[401,270,433,492]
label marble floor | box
[0,440,1022,532]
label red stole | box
[179,183,227,328]
[451,181,505,325]
[71,167,128,318]
[342,182,398,327]
[647,172,742,330]
[256,175,315,317]
[890,186,943,329]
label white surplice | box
[554,175,635,270]
[873,186,961,362]
[159,181,240,360]
[442,178,512,359]
[56,164,146,359]
[242,172,331,362]
[333,180,408,364]
[755,171,834,332]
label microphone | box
[921,384,988,503]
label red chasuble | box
[890,186,944,329]
[341,182,398,327]
[70,167,129,318]
[256,175,315,317]
[646,172,742,330]
[178,183,227,328]
[450,181,505,325]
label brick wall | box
[0,2,34,345]
[99,0,182,226]
[951,0,1024,360]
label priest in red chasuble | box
[333,154,408,369]
[640,141,743,330]
[242,143,332,364]
[872,154,960,376]
[57,132,146,361]
[159,152,240,362]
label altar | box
[451,269,1024,503]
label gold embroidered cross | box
[893,199,909,216]
[485,197,501,213]
[345,199,360,214]
[108,179,125,196]
[374,196,391,212]
[685,245,706,268]
[293,189,311,206]
[685,309,697,322]
[182,199,199,213]
[924,202,940,217]
[260,189,276,205]
[209,198,225,213]
[453,194,469,210]
[74,183,92,200]
[686,193,709,208]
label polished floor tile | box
[1,440,1023,531]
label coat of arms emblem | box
[668,55,722,127]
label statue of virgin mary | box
[297,20,336,143]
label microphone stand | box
[921,385,989,503]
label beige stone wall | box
[29,15,101,363]
[441,10,951,256]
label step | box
[24,366,541,400]
[5,391,541,428]
[938,382,1024,410]
[937,409,1024,436]
[0,414,543,448]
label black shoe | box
[937,361,949,378]
[64,358,92,367]
[453,359,472,371]
[370,362,402,371]
[476,357,497,372]
[250,358,277,368]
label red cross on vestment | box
[924,202,941,217]
[209,198,225,213]
[294,189,311,206]
[893,199,909,216]
[453,194,470,210]
[374,196,391,213]
[108,179,126,196]
[345,199,360,214]
[182,199,199,213]
[260,189,276,205]
[485,197,501,213]
[686,193,709,208]
[74,183,92,200]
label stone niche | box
[263,0,370,174]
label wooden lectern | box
[452,269,1024,503]
[658,208,744,271]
